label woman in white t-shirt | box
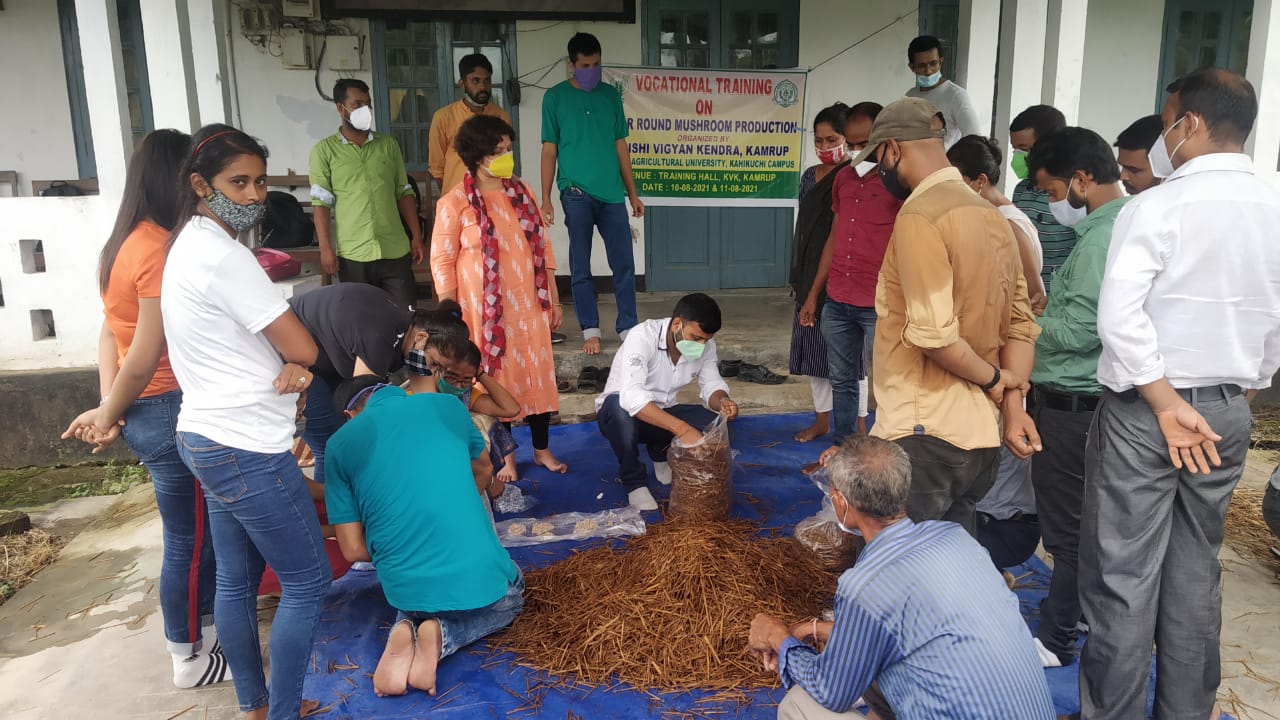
[161,124,331,720]
[948,134,1048,315]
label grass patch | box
[0,462,151,509]
[0,528,66,606]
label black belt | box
[1033,386,1100,413]
[1111,383,1242,404]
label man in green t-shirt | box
[310,79,426,309]
[540,32,644,356]
[325,379,523,698]
[1024,127,1128,669]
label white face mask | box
[854,160,876,177]
[348,105,373,132]
[832,493,863,537]
[1049,197,1087,228]
[1148,116,1195,179]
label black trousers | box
[337,253,417,309]
[895,434,999,537]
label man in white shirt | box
[596,293,740,511]
[903,35,982,149]
[1081,68,1280,720]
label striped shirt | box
[777,519,1055,719]
[1012,179,1077,294]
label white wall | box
[0,0,80,193]
[1077,0,1166,144]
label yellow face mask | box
[486,151,515,179]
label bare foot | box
[373,620,415,697]
[408,619,442,695]
[298,699,322,717]
[246,708,267,720]
[583,337,601,355]
[533,448,568,474]
[794,413,830,443]
[497,454,518,484]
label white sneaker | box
[172,639,232,688]
[628,487,659,511]
[1033,637,1064,668]
[653,461,672,486]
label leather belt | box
[1033,386,1101,413]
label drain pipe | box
[223,0,244,127]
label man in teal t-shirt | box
[325,380,523,698]
[1025,127,1129,669]
[540,32,643,356]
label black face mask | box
[878,151,912,201]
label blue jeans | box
[561,187,638,337]
[820,301,878,444]
[177,432,333,718]
[395,571,525,660]
[121,390,216,655]
[301,374,343,485]
[596,394,717,491]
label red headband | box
[192,130,238,160]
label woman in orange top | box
[431,115,567,480]
[62,130,227,689]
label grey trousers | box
[1078,387,1251,720]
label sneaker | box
[627,487,659,511]
[1032,638,1064,669]
[653,461,672,486]
[173,640,232,688]
[350,561,376,572]
[551,332,567,344]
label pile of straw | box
[0,529,65,605]
[1225,486,1280,577]
[494,519,837,691]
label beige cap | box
[850,97,947,165]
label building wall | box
[1077,0,1166,144]
[0,0,80,193]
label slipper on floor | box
[739,363,786,385]
[551,332,567,345]
[718,359,742,377]
[556,378,574,393]
[576,365,601,394]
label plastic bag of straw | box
[496,506,647,547]
[792,467,863,572]
[667,412,734,521]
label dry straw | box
[1225,486,1280,578]
[493,519,837,691]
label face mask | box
[486,151,515,179]
[1048,179,1088,227]
[437,377,469,397]
[816,144,846,166]
[573,66,602,92]
[1010,150,1029,181]
[463,89,490,108]
[405,347,432,376]
[854,160,876,178]
[916,70,942,89]
[1148,116,1194,179]
[347,105,373,132]
[877,152,912,201]
[832,495,864,537]
[205,189,266,233]
[672,323,706,361]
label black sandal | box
[739,363,786,385]
[576,365,601,394]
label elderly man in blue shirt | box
[748,436,1055,720]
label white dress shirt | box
[1096,153,1280,392]
[595,318,731,416]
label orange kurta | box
[431,179,559,419]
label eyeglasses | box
[428,359,476,387]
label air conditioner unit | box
[282,0,318,18]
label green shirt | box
[541,79,628,203]
[1012,179,1078,293]
[324,387,518,613]
[309,131,414,262]
[1030,196,1131,395]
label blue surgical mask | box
[916,70,942,89]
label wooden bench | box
[30,178,99,196]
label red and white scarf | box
[461,171,551,373]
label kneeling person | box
[596,293,739,511]
[326,378,524,697]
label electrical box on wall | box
[326,36,363,71]
[281,27,313,68]
[281,0,318,18]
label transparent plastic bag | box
[793,494,863,572]
[496,506,647,547]
[667,413,734,521]
[492,484,537,515]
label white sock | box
[172,639,232,688]
[628,487,658,511]
[653,461,672,486]
[1033,637,1063,668]
[858,378,869,418]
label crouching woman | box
[325,377,525,697]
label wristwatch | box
[979,366,1001,392]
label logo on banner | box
[773,80,799,108]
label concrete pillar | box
[957,0,1001,137]
[993,0,1048,193]
[140,0,199,131]
[187,0,233,126]
[1042,0,1089,125]
[1246,0,1280,174]
[74,0,131,198]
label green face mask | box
[1010,150,1029,181]
[437,377,469,396]
[673,322,706,361]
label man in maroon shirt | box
[800,101,904,444]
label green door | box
[1157,0,1253,111]
[641,0,800,291]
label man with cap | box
[838,97,1041,537]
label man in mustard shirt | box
[310,78,425,309]
[428,54,512,195]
